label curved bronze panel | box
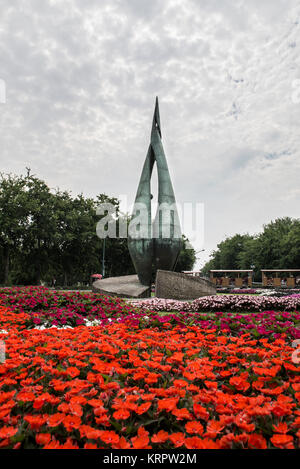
[128,97,182,287]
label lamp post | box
[102,238,106,278]
[250,264,255,284]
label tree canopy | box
[202,217,300,280]
[0,171,195,286]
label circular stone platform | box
[91,274,150,298]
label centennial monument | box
[92,98,216,299]
[128,97,182,287]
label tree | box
[0,173,31,284]
[202,234,252,274]
[255,218,295,270]
[279,219,300,268]
[0,171,211,286]
[202,217,300,280]
[174,236,196,272]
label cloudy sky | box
[1,0,300,268]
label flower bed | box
[0,287,141,328]
[0,305,299,449]
[144,311,300,341]
[0,288,299,341]
[131,294,300,313]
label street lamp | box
[250,264,255,285]
[195,249,205,256]
[102,238,106,278]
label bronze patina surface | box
[128,98,182,287]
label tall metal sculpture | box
[128,97,182,286]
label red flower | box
[169,432,185,448]
[193,403,209,421]
[248,434,267,449]
[273,422,289,434]
[113,409,130,420]
[0,426,18,439]
[79,426,103,440]
[36,433,52,446]
[172,407,192,420]
[270,434,294,449]
[66,367,80,378]
[131,435,150,449]
[84,443,98,449]
[47,413,66,428]
[184,437,204,449]
[100,431,120,445]
[24,415,47,431]
[151,430,169,443]
[136,402,151,415]
[229,376,250,392]
[63,415,82,432]
[113,436,131,449]
[157,397,179,412]
[185,421,204,435]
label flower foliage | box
[148,311,300,341]
[0,304,299,449]
[0,287,141,328]
[0,288,299,341]
[132,294,300,313]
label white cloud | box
[0,0,300,268]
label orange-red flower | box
[184,436,204,449]
[172,407,192,420]
[100,431,120,445]
[47,413,66,428]
[112,409,130,420]
[157,397,179,412]
[193,403,209,421]
[131,434,150,449]
[185,421,204,435]
[229,376,250,392]
[62,415,81,432]
[135,402,151,415]
[24,415,48,431]
[0,426,18,439]
[248,434,267,449]
[169,432,185,448]
[151,430,169,444]
[36,433,52,446]
[270,434,294,449]
[273,422,289,434]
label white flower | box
[84,319,102,327]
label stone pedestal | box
[155,270,216,300]
[92,275,150,298]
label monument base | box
[92,274,150,298]
[155,270,216,300]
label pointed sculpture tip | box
[151,96,161,138]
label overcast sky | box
[1,0,300,268]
